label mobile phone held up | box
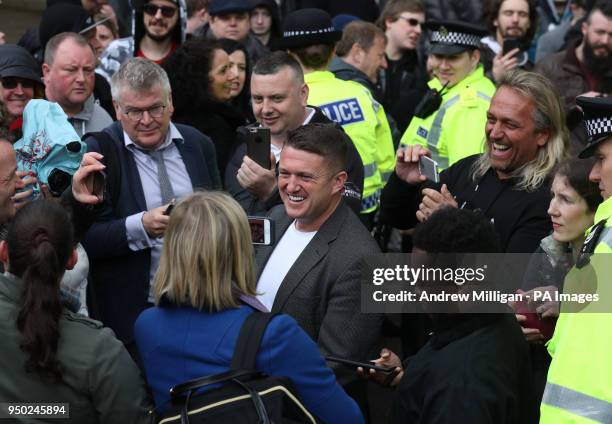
[248,216,274,245]
[246,127,271,170]
[326,356,395,373]
[503,37,522,55]
[419,155,440,183]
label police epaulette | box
[63,311,104,329]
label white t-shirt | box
[256,221,317,310]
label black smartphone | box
[164,200,175,215]
[247,216,274,245]
[502,38,522,55]
[246,127,271,170]
[418,155,440,183]
[326,355,396,373]
[91,170,106,199]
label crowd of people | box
[0,0,611,422]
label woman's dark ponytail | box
[7,200,73,382]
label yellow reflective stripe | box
[363,162,378,178]
[599,227,612,249]
[426,95,459,169]
[542,382,612,423]
[476,91,492,102]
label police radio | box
[413,81,450,119]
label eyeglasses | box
[397,16,423,27]
[120,105,167,121]
[1,77,36,89]
[143,4,178,17]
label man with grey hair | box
[82,57,220,350]
[43,32,113,138]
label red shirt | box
[135,41,178,64]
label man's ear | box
[332,170,348,194]
[0,240,8,267]
[535,128,551,147]
[350,43,364,63]
[66,248,78,271]
[470,49,481,68]
[300,83,309,107]
[384,18,394,31]
[167,93,174,116]
[112,99,122,120]
[41,63,50,84]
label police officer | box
[280,8,395,226]
[400,20,495,170]
[540,96,612,423]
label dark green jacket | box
[0,273,151,423]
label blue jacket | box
[134,305,364,424]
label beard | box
[144,22,175,42]
[583,38,612,77]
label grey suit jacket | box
[255,202,382,385]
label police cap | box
[280,8,342,49]
[426,20,487,56]
[578,96,612,159]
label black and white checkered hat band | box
[431,30,480,47]
[284,26,335,37]
[585,117,612,139]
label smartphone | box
[164,200,175,216]
[419,155,439,183]
[92,170,106,198]
[326,355,395,373]
[246,127,271,170]
[248,216,274,245]
[502,38,522,55]
[514,289,556,340]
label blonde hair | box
[471,69,568,191]
[154,191,257,311]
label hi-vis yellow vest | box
[540,196,612,423]
[400,65,495,170]
[305,71,394,214]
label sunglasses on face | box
[398,16,423,27]
[1,77,36,89]
[143,4,177,17]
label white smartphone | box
[247,216,274,245]
[418,155,440,183]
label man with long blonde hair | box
[380,69,568,253]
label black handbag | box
[153,312,318,424]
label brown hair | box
[8,200,74,382]
[376,0,425,31]
[336,21,386,57]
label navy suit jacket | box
[83,121,220,343]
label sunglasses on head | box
[398,16,423,27]
[143,4,177,17]
[1,77,36,89]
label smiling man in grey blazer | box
[255,122,382,413]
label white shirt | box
[123,123,193,301]
[256,221,317,310]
